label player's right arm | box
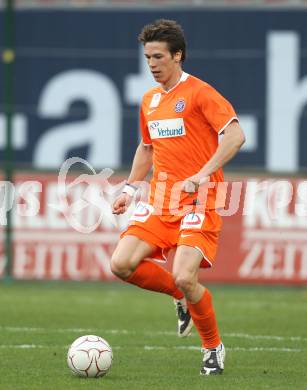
[112,142,153,214]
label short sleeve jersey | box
[140,72,238,214]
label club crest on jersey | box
[174,99,186,113]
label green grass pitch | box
[0,282,306,390]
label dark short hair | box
[138,19,186,63]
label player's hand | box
[112,193,133,214]
[182,175,209,194]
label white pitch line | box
[0,344,47,349]
[0,344,302,353]
[224,332,305,342]
[228,347,302,352]
[0,326,306,342]
[0,326,132,334]
[153,346,302,353]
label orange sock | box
[126,260,184,300]
[188,289,221,349]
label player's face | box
[144,41,182,89]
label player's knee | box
[110,254,132,280]
[174,273,195,294]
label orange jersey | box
[140,72,237,214]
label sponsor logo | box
[181,233,193,238]
[180,212,205,230]
[148,118,186,139]
[174,98,186,113]
[130,202,154,223]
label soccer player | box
[111,19,245,375]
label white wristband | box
[122,184,137,197]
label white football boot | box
[174,298,193,337]
[200,343,225,375]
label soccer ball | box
[67,335,113,378]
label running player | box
[111,19,245,375]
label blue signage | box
[0,9,307,172]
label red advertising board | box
[0,173,306,284]
[201,179,307,284]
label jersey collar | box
[160,72,189,94]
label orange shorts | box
[121,202,222,268]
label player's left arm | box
[183,120,245,193]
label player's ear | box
[174,50,182,63]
